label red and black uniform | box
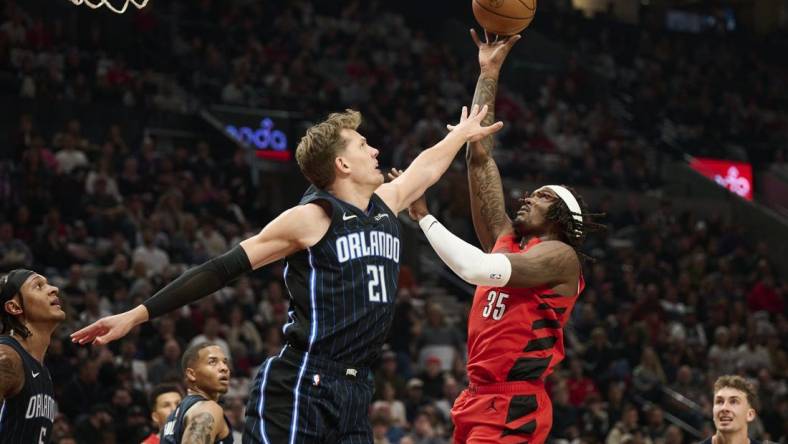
[452,235,584,444]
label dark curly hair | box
[0,274,32,338]
[521,185,606,261]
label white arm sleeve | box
[418,215,512,287]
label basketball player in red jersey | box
[404,30,603,444]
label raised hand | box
[70,305,148,346]
[388,168,429,221]
[447,104,504,143]
[471,28,521,74]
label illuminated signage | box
[689,157,753,200]
[225,118,291,161]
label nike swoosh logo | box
[342,213,357,221]
[32,372,40,378]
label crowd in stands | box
[1,0,787,443]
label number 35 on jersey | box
[482,291,509,320]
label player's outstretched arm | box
[376,104,503,214]
[411,208,579,292]
[182,402,227,444]
[466,29,521,251]
[0,344,24,402]
[71,203,331,346]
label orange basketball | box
[472,0,537,36]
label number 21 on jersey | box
[482,291,509,320]
[366,265,388,302]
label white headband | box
[545,185,583,236]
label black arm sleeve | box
[142,245,253,319]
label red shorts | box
[451,381,553,444]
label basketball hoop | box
[69,0,150,14]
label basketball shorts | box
[451,381,553,444]
[243,345,373,444]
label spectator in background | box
[132,229,170,277]
[643,405,668,443]
[0,222,33,271]
[224,305,263,368]
[54,134,88,175]
[194,220,227,257]
[372,380,408,429]
[371,413,393,444]
[581,393,610,442]
[410,410,447,444]
[606,404,652,444]
[187,316,231,364]
[664,425,684,444]
[746,273,784,315]
[708,327,739,379]
[433,376,460,424]
[147,338,182,386]
[583,327,617,382]
[416,303,463,372]
[79,289,110,326]
[74,404,115,444]
[551,381,581,442]
[632,346,667,401]
[418,355,446,400]
[141,384,183,444]
[375,349,406,401]
[736,331,771,374]
[405,378,430,424]
[567,357,599,407]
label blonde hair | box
[295,110,362,189]
[714,375,758,411]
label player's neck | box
[714,430,750,444]
[12,323,55,363]
[516,231,560,249]
[327,181,373,213]
[188,386,220,402]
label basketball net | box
[69,0,150,14]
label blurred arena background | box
[1,0,787,442]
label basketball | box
[472,0,537,36]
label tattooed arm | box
[182,401,228,444]
[466,30,521,252]
[0,345,24,403]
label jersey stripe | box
[289,249,318,444]
[0,401,6,435]
[282,263,294,335]
[256,346,286,444]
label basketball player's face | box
[713,387,755,434]
[513,187,559,234]
[152,391,182,427]
[14,274,65,323]
[338,129,383,187]
[191,346,231,395]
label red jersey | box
[141,433,160,444]
[466,235,584,385]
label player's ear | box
[3,299,22,316]
[335,155,351,174]
[185,367,196,383]
[746,407,756,422]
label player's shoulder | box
[0,343,23,367]
[0,343,25,396]
[186,398,224,418]
[275,202,332,231]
